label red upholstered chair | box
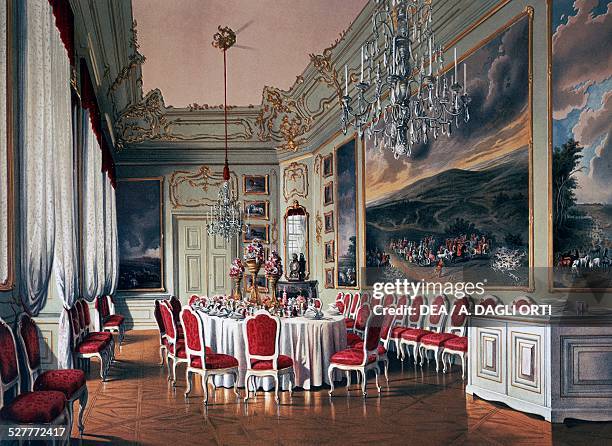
[77,300,115,362]
[154,300,167,367]
[399,294,448,364]
[512,295,535,311]
[346,303,370,347]
[17,314,88,435]
[419,296,469,372]
[169,296,182,321]
[341,293,354,325]
[328,303,384,397]
[382,294,396,308]
[353,305,395,383]
[160,301,188,385]
[480,294,501,309]
[96,295,125,349]
[345,293,362,330]
[0,318,69,432]
[391,295,427,361]
[188,295,200,306]
[313,298,322,309]
[180,306,240,405]
[69,306,112,381]
[242,310,294,404]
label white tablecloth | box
[197,311,347,390]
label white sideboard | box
[466,313,612,423]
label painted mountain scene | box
[365,14,531,288]
[551,0,611,290]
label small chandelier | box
[341,0,471,158]
[207,26,243,241]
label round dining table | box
[196,310,347,390]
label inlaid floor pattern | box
[72,330,612,445]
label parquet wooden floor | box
[71,330,612,445]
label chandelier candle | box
[341,0,471,158]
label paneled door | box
[175,216,236,302]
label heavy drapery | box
[0,0,8,286]
[20,0,73,315]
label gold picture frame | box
[323,181,334,206]
[116,177,166,292]
[244,200,269,220]
[243,174,269,195]
[245,273,269,292]
[324,240,335,263]
[324,268,335,288]
[243,224,270,243]
[324,211,334,233]
[322,153,333,177]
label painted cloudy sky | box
[552,0,611,205]
[336,140,357,259]
[366,15,530,205]
[116,181,162,260]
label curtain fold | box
[0,0,8,285]
[20,0,62,315]
[103,175,118,297]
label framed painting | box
[323,181,334,206]
[324,268,335,289]
[364,11,533,290]
[244,200,269,220]
[116,177,165,291]
[324,240,335,263]
[322,153,333,177]
[549,0,611,292]
[243,174,269,195]
[0,0,14,291]
[324,211,334,233]
[335,137,358,288]
[243,224,269,243]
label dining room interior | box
[1,0,611,444]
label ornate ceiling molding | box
[283,162,309,202]
[114,89,258,150]
[169,165,239,209]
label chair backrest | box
[313,298,322,309]
[82,301,92,327]
[392,295,410,327]
[380,305,396,343]
[336,292,344,302]
[341,293,353,318]
[512,295,535,310]
[353,303,371,336]
[159,301,178,348]
[68,305,82,343]
[446,296,471,336]
[16,314,42,388]
[382,294,396,308]
[188,295,199,306]
[358,305,384,366]
[407,295,427,328]
[76,300,87,333]
[480,294,501,309]
[154,300,166,340]
[96,295,110,319]
[426,295,449,332]
[0,318,20,407]
[349,293,361,318]
[243,310,280,368]
[169,296,182,321]
[360,292,371,304]
[179,306,207,367]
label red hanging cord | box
[222,49,230,181]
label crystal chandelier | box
[207,26,243,241]
[341,0,471,158]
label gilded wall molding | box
[315,211,323,245]
[169,165,239,209]
[108,20,146,96]
[114,89,257,149]
[283,162,309,201]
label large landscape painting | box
[117,178,164,291]
[551,0,611,291]
[336,138,358,287]
[365,13,532,289]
